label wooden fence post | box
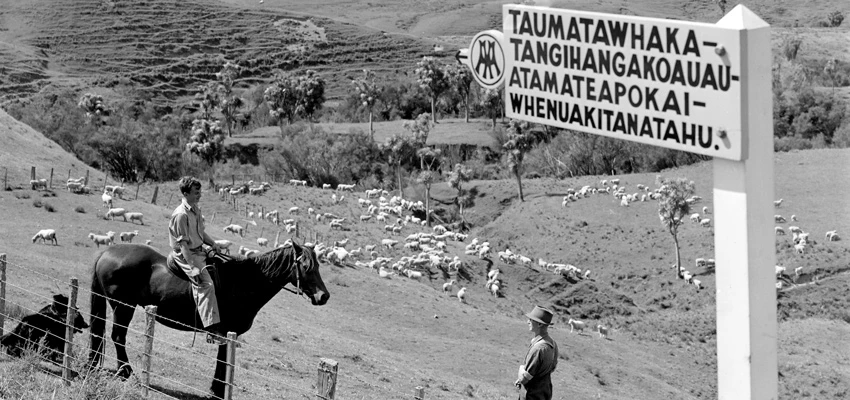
[151,186,159,205]
[67,169,71,181]
[85,170,89,187]
[142,305,157,397]
[166,194,174,207]
[224,332,238,400]
[62,277,79,385]
[211,211,217,224]
[135,184,140,201]
[3,167,7,191]
[414,386,425,400]
[316,358,338,400]
[49,168,53,189]
[31,166,35,181]
[231,175,235,187]
[0,254,6,337]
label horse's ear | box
[290,236,300,248]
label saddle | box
[166,251,230,288]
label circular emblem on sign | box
[468,30,505,90]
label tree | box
[264,70,326,133]
[77,93,110,126]
[380,134,417,197]
[446,63,474,123]
[186,118,225,167]
[503,120,536,202]
[351,69,381,138]
[194,82,220,121]
[215,62,246,137]
[403,113,433,151]
[656,176,696,277]
[447,163,472,221]
[414,57,450,123]
[480,88,502,130]
[416,147,442,226]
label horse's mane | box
[227,243,316,285]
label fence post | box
[2,167,6,191]
[67,169,71,181]
[211,211,217,224]
[135,184,140,201]
[151,186,159,205]
[49,168,54,189]
[166,194,174,207]
[62,277,79,385]
[224,332,238,400]
[31,166,35,181]
[316,358,338,400]
[142,305,158,397]
[231,175,235,187]
[85,170,89,187]
[0,253,5,337]
[414,386,425,400]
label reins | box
[206,246,307,298]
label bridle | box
[206,245,309,299]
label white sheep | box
[381,239,398,249]
[692,279,702,290]
[702,206,710,214]
[457,287,467,303]
[490,283,500,298]
[29,179,47,190]
[775,226,786,236]
[257,238,269,247]
[442,280,456,295]
[223,224,245,237]
[774,215,786,223]
[359,214,372,222]
[102,190,113,209]
[699,218,711,228]
[322,183,332,190]
[487,269,500,280]
[404,269,423,279]
[119,230,139,243]
[794,266,803,276]
[775,266,786,277]
[89,233,113,248]
[105,208,127,221]
[791,215,797,222]
[214,239,233,254]
[288,206,300,215]
[31,229,58,245]
[596,325,609,339]
[125,212,144,225]
[378,266,394,279]
[334,238,349,248]
[828,233,841,242]
[774,198,783,207]
[568,318,585,333]
[794,243,805,254]
[689,213,700,223]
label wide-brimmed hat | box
[525,306,554,325]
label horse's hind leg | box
[110,303,136,379]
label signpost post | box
[460,4,776,399]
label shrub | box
[43,203,55,212]
[75,206,86,213]
[32,199,43,208]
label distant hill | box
[0,107,105,187]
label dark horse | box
[88,242,329,398]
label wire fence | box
[0,253,439,400]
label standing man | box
[169,176,226,344]
[515,305,559,400]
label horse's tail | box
[88,250,107,368]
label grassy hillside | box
[1,101,849,398]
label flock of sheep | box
[25,174,842,337]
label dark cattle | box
[1,294,89,362]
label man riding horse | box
[168,176,227,344]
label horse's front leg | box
[210,344,228,399]
[110,304,136,379]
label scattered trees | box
[186,119,225,167]
[381,134,417,197]
[351,69,382,138]
[656,176,695,277]
[78,93,110,126]
[416,147,442,226]
[503,120,536,202]
[447,163,472,221]
[446,63,474,123]
[264,70,326,133]
[414,57,450,123]
[215,62,246,137]
[479,88,503,130]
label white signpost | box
[461,4,776,399]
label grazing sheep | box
[404,269,423,279]
[488,269,500,280]
[381,239,398,249]
[359,214,372,222]
[794,266,803,277]
[214,239,233,254]
[442,280,456,295]
[322,183,332,190]
[774,199,783,207]
[102,190,113,209]
[689,213,701,223]
[288,207,300,215]
[145,240,152,246]
[88,233,113,248]
[775,226,786,236]
[794,243,805,254]
[774,215,787,223]
[223,224,245,237]
[105,208,127,221]
[775,266,786,277]
[457,287,467,303]
[568,318,586,333]
[702,206,710,214]
[125,212,144,225]
[334,238,349,248]
[257,238,269,247]
[31,229,58,245]
[791,215,797,222]
[699,218,711,228]
[119,230,139,243]
[490,283,500,298]
[30,179,47,190]
[692,279,702,290]
[583,270,591,279]
[365,244,376,252]
[596,325,609,339]
[827,232,841,242]
[378,266,394,278]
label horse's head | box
[295,244,330,306]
